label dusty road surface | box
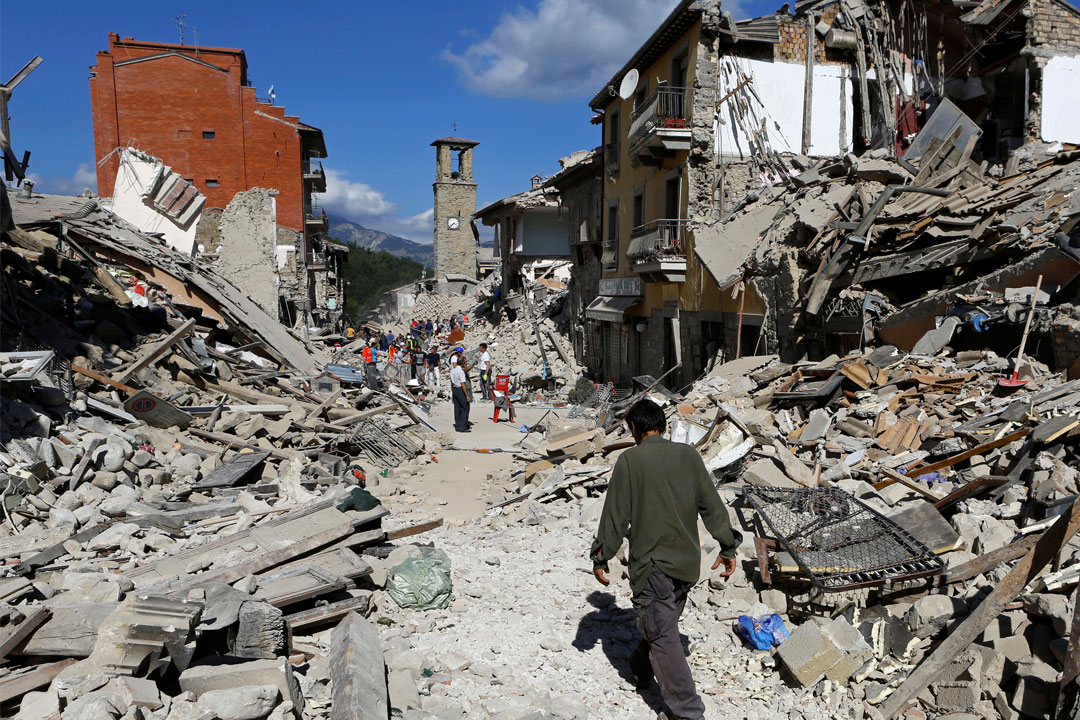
[362,395,839,720]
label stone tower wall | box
[432,181,478,278]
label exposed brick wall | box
[89,33,311,232]
[1028,0,1080,53]
[774,8,844,64]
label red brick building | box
[89,33,328,237]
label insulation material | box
[1041,55,1080,144]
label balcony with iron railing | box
[627,87,693,165]
[627,218,688,282]
[304,202,329,233]
[303,159,327,193]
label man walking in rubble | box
[591,399,740,720]
[450,349,471,432]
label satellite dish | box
[618,69,640,101]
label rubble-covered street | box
[3,0,1080,716]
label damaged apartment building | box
[474,149,604,363]
[88,33,346,331]
[580,0,1080,387]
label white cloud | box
[320,168,433,242]
[443,0,684,101]
[321,168,394,218]
[32,162,97,195]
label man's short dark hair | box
[626,399,666,436]
[479,343,488,349]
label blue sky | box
[2,0,772,242]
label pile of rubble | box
[483,342,1079,718]
[696,103,1080,366]
[367,270,584,396]
[0,187,454,719]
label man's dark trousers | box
[630,567,706,720]
[452,386,470,431]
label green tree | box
[338,243,425,322]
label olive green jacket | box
[591,434,740,596]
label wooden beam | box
[71,363,135,395]
[385,518,444,541]
[187,428,292,461]
[172,522,355,591]
[114,318,196,385]
[286,596,372,632]
[801,13,815,155]
[878,467,941,502]
[0,658,76,704]
[306,388,343,423]
[881,428,1030,486]
[934,534,1038,586]
[329,612,389,720]
[0,607,49,661]
[882,500,1080,718]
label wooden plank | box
[881,500,1080,718]
[173,522,355,591]
[306,388,343,423]
[1032,414,1080,444]
[0,607,49,660]
[127,503,363,586]
[933,475,1009,511]
[0,658,77,703]
[287,595,372,632]
[71,363,136,395]
[330,612,389,720]
[192,450,272,491]
[901,428,1029,478]
[11,523,109,575]
[935,534,1039,586]
[187,428,291,461]
[386,518,444,541]
[878,467,941,502]
[114,318,196,385]
[0,577,34,604]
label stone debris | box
[0,188,457,720]
[2,71,1080,720]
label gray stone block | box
[821,616,873,682]
[180,658,302,718]
[776,618,842,687]
[905,594,967,638]
[934,681,979,712]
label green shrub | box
[567,376,596,405]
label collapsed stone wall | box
[214,188,280,317]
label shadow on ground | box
[572,590,667,715]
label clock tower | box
[431,137,479,283]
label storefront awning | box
[585,295,641,322]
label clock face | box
[447,217,460,230]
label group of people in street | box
[347,317,494,435]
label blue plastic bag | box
[736,613,790,650]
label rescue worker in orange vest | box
[361,340,379,389]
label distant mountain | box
[328,215,433,268]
